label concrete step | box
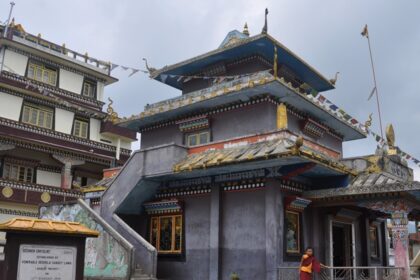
[131,268,157,280]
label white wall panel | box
[59,69,83,94]
[0,92,23,121]
[55,108,74,134]
[3,49,28,75]
[36,170,61,187]
[90,118,101,141]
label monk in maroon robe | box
[299,247,326,280]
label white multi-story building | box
[0,20,136,227]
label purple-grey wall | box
[221,190,267,280]
[140,102,277,150]
[287,113,343,156]
[157,195,211,280]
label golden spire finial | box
[386,124,395,147]
[243,22,249,36]
[106,97,119,124]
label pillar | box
[391,211,410,280]
[53,155,85,189]
[209,185,221,280]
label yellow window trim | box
[149,214,183,254]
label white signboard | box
[17,244,77,280]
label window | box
[150,214,183,254]
[186,131,210,147]
[370,226,379,258]
[285,210,301,254]
[3,163,34,183]
[27,62,57,86]
[73,119,89,138]
[82,81,96,98]
[22,104,53,129]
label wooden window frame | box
[72,118,89,139]
[21,103,54,129]
[26,61,58,86]
[149,213,183,255]
[2,162,34,183]
[81,79,97,99]
[185,130,210,147]
[284,210,303,261]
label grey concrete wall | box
[141,124,183,149]
[140,102,277,150]
[287,113,343,156]
[157,195,211,280]
[212,102,277,142]
[221,190,267,280]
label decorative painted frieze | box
[302,118,329,138]
[285,196,312,212]
[0,208,38,218]
[222,181,265,192]
[156,185,211,198]
[176,116,209,132]
[144,199,183,214]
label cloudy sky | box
[2,0,420,176]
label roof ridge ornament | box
[329,72,340,86]
[261,8,268,34]
[106,97,119,123]
[142,58,157,77]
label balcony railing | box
[277,266,404,280]
[2,26,112,75]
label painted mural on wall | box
[39,203,129,278]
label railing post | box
[373,267,378,280]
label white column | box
[53,155,85,189]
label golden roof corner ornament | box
[386,124,395,147]
[329,72,340,86]
[106,97,119,124]
[364,113,373,129]
[142,58,157,77]
[243,22,250,36]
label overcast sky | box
[2,0,420,177]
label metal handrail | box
[277,266,404,280]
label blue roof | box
[152,33,334,92]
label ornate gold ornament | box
[364,113,373,129]
[276,103,288,129]
[2,187,13,198]
[106,98,120,123]
[41,192,51,203]
[386,124,395,147]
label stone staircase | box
[130,268,158,280]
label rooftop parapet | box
[0,23,116,83]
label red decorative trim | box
[188,130,341,159]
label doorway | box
[332,222,354,267]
